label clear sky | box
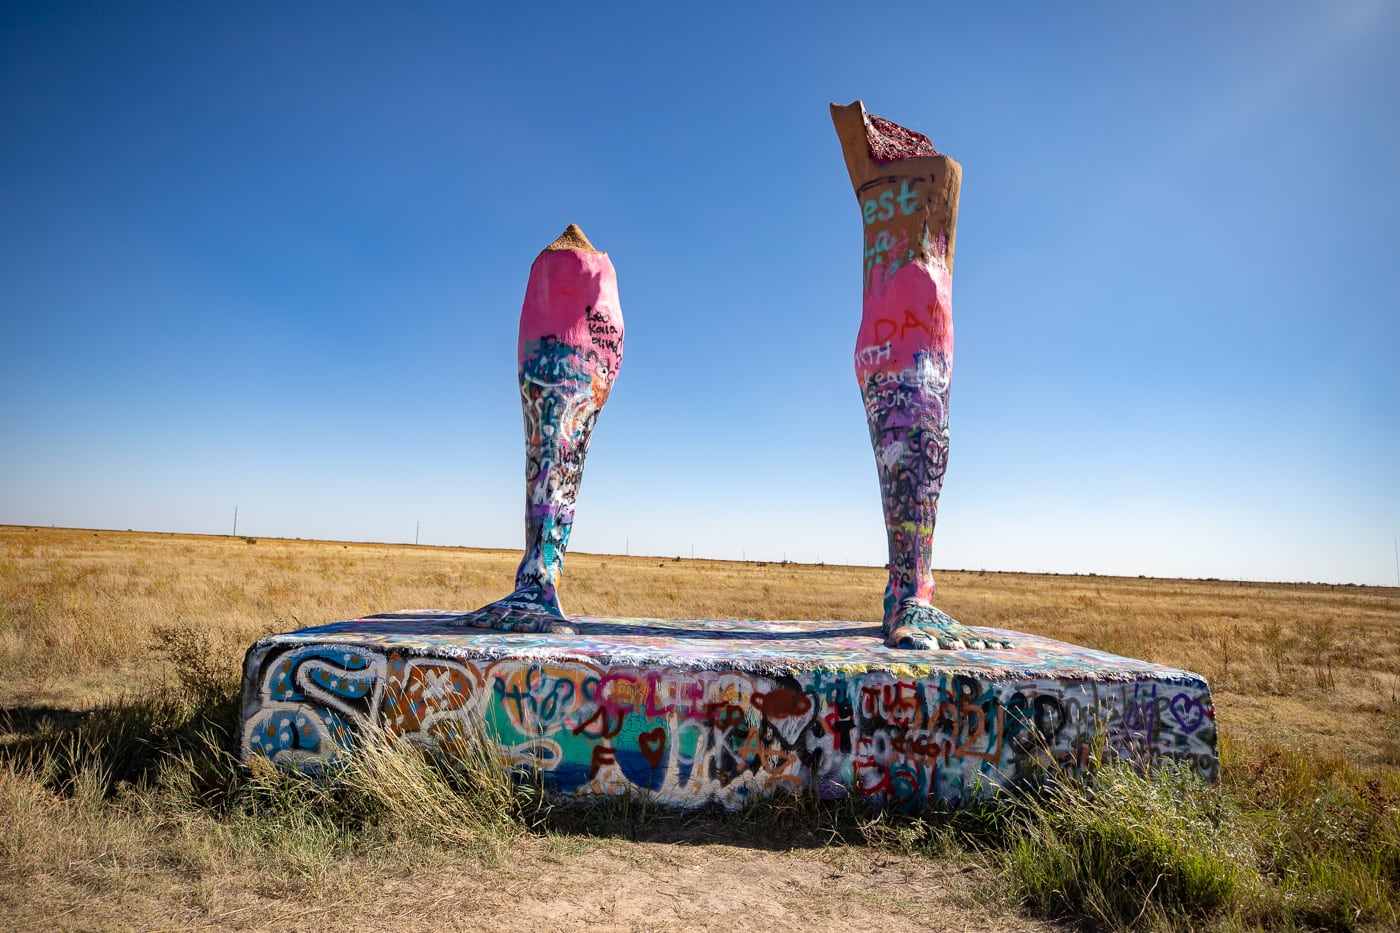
[3,1,1398,586]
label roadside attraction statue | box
[236,102,1219,809]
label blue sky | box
[2,1,1397,586]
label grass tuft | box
[1222,734,1400,930]
[1002,762,1247,929]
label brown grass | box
[3,524,1397,768]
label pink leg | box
[832,101,1010,651]
[464,225,623,634]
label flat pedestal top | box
[260,610,1206,685]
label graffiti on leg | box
[460,228,623,633]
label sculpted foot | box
[465,588,578,635]
[886,600,1012,651]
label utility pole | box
[416,520,420,546]
[232,506,238,537]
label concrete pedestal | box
[240,611,1216,810]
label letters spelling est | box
[862,180,921,226]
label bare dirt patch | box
[3,834,1062,933]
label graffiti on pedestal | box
[241,621,1216,810]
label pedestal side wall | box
[240,631,1216,810]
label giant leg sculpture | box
[831,101,1010,651]
[464,224,624,634]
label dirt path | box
[6,838,1065,933]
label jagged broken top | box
[864,111,939,162]
[544,223,598,252]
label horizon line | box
[3,523,1394,593]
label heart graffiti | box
[1169,693,1206,734]
[639,727,667,768]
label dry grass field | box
[2,524,1399,931]
[4,524,1398,766]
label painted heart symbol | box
[1169,694,1206,734]
[708,703,744,731]
[638,727,667,768]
